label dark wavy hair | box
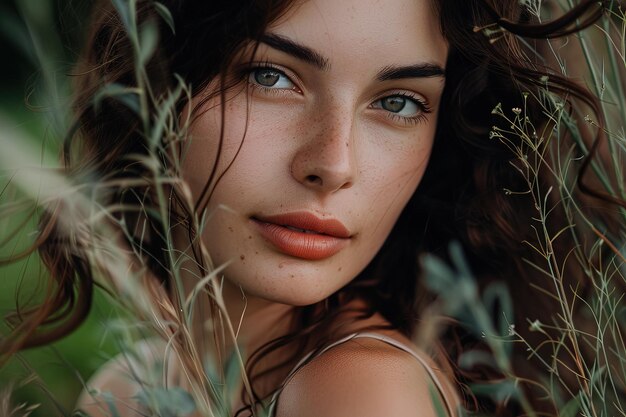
[1,0,624,416]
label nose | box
[290,109,357,194]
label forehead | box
[268,0,448,68]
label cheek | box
[364,123,434,197]
[181,95,252,203]
[359,130,434,242]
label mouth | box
[251,212,351,260]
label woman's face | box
[182,0,448,306]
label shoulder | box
[75,339,166,417]
[274,335,459,417]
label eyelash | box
[245,62,301,95]
[244,63,432,126]
[374,92,432,126]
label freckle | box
[255,251,259,254]
[290,274,295,278]
[248,235,252,239]
[338,267,342,272]
[228,227,233,232]
[240,255,245,260]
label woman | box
[1,0,622,416]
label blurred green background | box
[0,1,120,415]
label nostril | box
[305,175,323,185]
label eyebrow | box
[376,64,446,81]
[258,33,445,81]
[259,33,330,70]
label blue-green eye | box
[249,67,295,89]
[373,95,423,117]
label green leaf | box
[225,346,244,393]
[482,282,514,357]
[449,241,475,283]
[469,380,519,404]
[559,395,581,417]
[100,392,123,417]
[588,363,606,387]
[458,350,498,370]
[139,19,158,66]
[154,2,175,34]
[135,387,196,417]
[93,83,141,115]
[111,0,134,35]
[148,78,185,149]
[422,242,479,318]
[428,382,450,417]
[422,254,455,293]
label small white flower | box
[508,324,516,336]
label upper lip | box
[253,212,351,238]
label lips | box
[251,212,351,260]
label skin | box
[77,0,455,415]
[182,0,447,312]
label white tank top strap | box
[265,331,456,417]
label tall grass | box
[0,0,624,416]
[420,2,626,416]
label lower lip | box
[251,219,350,260]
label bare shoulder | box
[274,336,459,417]
[75,339,166,417]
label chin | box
[262,291,329,307]
[224,261,355,307]
[247,278,339,307]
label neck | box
[179,271,296,411]
[218,277,295,355]
[175,257,296,374]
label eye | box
[372,94,425,118]
[249,67,296,90]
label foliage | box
[420,2,626,415]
